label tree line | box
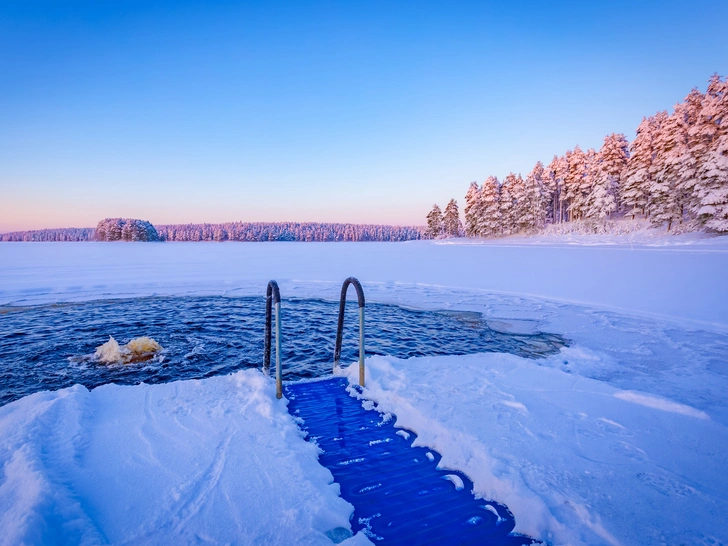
[1,221,424,242]
[427,74,728,238]
[156,222,422,242]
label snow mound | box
[94,335,163,364]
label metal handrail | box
[264,280,283,399]
[334,277,366,387]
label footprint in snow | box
[637,472,696,497]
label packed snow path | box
[286,378,538,545]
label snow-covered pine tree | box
[442,199,463,237]
[695,74,728,232]
[676,88,707,227]
[524,161,549,230]
[587,133,629,219]
[499,174,517,235]
[563,147,588,221]
[546,155,567,223]
[479,176,501,237]
[622,116,658,218]
[426,204,444,239]
[577,148,598,220]
[464,181,482,237]
[642,111,670,224]
[650,108,690,230]
[509,173,529,233]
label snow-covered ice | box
[0,369,366,545]
[1,238,727,545]
[1,238,727,328]
[340,353,728,545]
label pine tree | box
[524,161,549,230]
[442,199,463,237]
[650,108,690,230]
[563,147,588,221]
[587,133,629,219]
[559,151,575,221]
[426,204,444,239]
[546,155,567,223]
[499,174,517,235]
[479,176,501,237]
[463,182,482,237]
[695,75,728,232]
[509,174,529,232]
[676,88,706,226]
[577,148,598,219]
[622,116,658,218]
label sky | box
[1,0,727,231]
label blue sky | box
[1,0,727,231]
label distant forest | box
[1,220,424,242]
[428,74,728,238]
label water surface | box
[0,296,567,406]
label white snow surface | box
[341,353,728,546]
[0,370,367,545]
[1,238,727,329]
[1,238,727,545]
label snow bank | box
[0,369,368,545]
[340,353,728,546]
[0,239,726,329]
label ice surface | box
[0,238,726,328]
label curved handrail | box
[264,280,283,399]
[334,277,366,386]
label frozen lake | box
[1,239,727,545]
[1,238,727,329]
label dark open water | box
[0,296,567,406]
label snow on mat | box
[0,369,368,545]
[286,377,539,545]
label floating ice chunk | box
[395,430,410,440]
[443,474,464,490]
[126,336,162,356]
[425,452,435,462]
[94,336,124,363]
[94,336,163,364]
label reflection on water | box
[0,296,568,406]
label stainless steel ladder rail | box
[334,277,366,387]
[264,280,283,399]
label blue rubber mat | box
[286,378,539,545]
